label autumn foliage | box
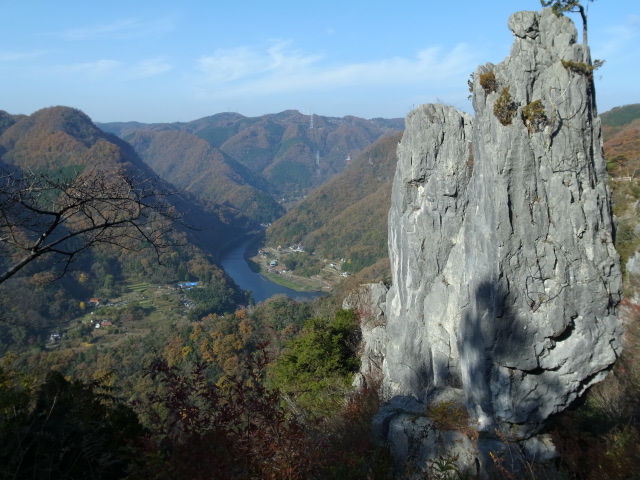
[135,346,326,479]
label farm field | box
[249,246,345,293]
[48,279,196,352]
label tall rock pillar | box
[384,104,472,398]
[462,8,621,433]
[382,8,622,443]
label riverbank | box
[246,251,328,292]
[219,238,326,303]
[248,245,345,293]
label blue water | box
[220,238,324,303]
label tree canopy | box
[269,309,361,415]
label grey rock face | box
[343,282,388,390]
[385,104,473,400]
[382,7,622,440]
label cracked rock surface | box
[382,7,622,437]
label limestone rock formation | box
[365,7,622,475]
[385,103,473,400]
[343,282,389,390]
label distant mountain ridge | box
[124,129,284,223]
[0,106,254,254]
[601,104,640,128]
[98,110,404,208]
[1,107,131,170]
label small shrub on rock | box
[493,86,518,126]
[561,59,605,78]
[522,99,548,133]
[479,70,498,94]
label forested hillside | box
[0,106,254,346]
[602,104,640,178]
[2,101,638,479]
[266,132,401,274]
[604,104,640,299]
[125,129,284,223]
[0,106,255,247]
[99,110,403,203]
[0,106,396,480]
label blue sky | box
[2,1,638,123]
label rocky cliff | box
[351,7,623,475]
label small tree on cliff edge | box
[540,0,594,45]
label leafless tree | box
[0,166,183,285]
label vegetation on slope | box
[0,106,393,479]
[100,110,404,202]
[0,281,386,479]
[270,309,361,415]
[602,103,640,128]
[4,101,640,479]
[266,132,401,274]
[126,129,285,223]
[0,106,253,346]
[602,104,640,179]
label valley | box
[219,237,329,302]
[3,2,640,478]
[98,110,403,223]
[246,243,349,293]
[0,75,638,480]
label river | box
[220,238,325,303]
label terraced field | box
[126,281,150,293]
[119,280,183,312]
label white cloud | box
[58,17,175,41]
[197,41,322,84]
[193,41,479,99]
[47,57,173,81]
[53,59,121,79]
[0,51,46,62]
[128,58,173,79]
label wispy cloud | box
[593,14,640,58]
[48,57,173,81]
[193,41,479,99]
[58,17,175,41]
[197,41,322,84]
[53,59,121,79]
[0,50,47,62]
[128,58,173,79]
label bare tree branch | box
[0,167,184,285]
